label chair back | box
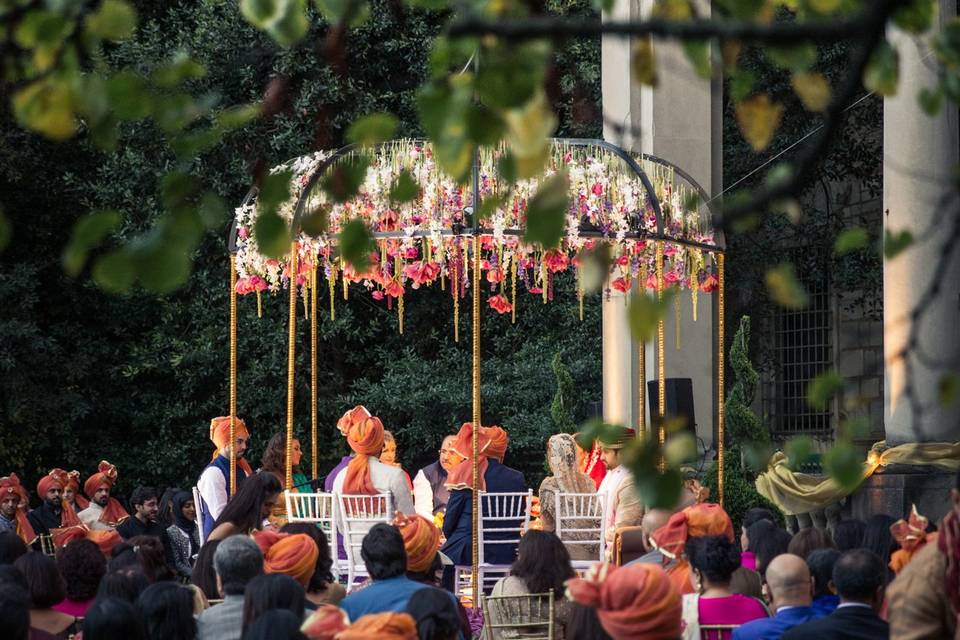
[336,492,394,589]
[192,486,208,546]
[554,492,606,563]
[480,591,555,640]
[477,490,532,565]
[699,625,738,640]
[285,491,337,567]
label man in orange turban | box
[440,423,526,587]
[63,470,88,513]
[393,513,440,576]
[253,530,320,588]
[567,562,682,639]
[331,414,414,515]
[28,468,72,539]
[889,504,938,575]
[335,612,417,640]
[78,461,130,530]
[197,415,252,540]
[646,502,734,595]
[0,474,36,545]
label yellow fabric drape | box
[755,440,960,516]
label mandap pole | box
[717,252,726,506]
[285,242,298,491]
[469,146,482,605]
[229,253,238,496]
[655,240,666,470]
[311,262,319,482]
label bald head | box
[641,509,672,552]
[765,553,812,609]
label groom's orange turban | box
[254,530,320,588]
[342,416,385,496]
[209,416,253,474]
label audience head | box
[741,508,777,550]
[650,503,734,562]
[406,587,459,640]
[862,514,897,576]
[190,538,221,600]
[764,553,812,609]
[361,523,407,580]
[281,523,334,591]
[214,534,264,597]
[729,566,763,599]
[212,472,282,533]
[253,530,318,588]
[83,596,146,640]
[748,520,792,578]
[0,565,27,591]
[439,435,460,471]
[336,612,418,640]
[0,532,28,565]
[381,430,399,465]
[599,429,635,472]
[136,582,196,640]
[832,519,866,552]
[788,527,836,561]
[685,534,741,592]
[640,509,672,553]
[302,604,349,640]
[391,514,440,581]
[807,548,841,598]
[567,563,681,640]
[127,535,175,582]
[210,415,250,459]
[130,486,160,524]
[0,584,29,640]
[566,603,614,640]
[14,551,65,609]
[96,570,150,602]
[242,573,306,628]
[57,538,106,602]
[833,549,886,610]
[262,433,302,476]
[158,487,183,527]
[243,609,308,640]
[173,491,196,529]
[511,530,575,594]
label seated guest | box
[739,508,777,571]
[281,523,346,606]
[331,415,414,515]
[243,609,310,640]
[117,486,175,566]
[413,435,459,520]
[241,574,306,628]
[441,423,525,582]
[82,597,145,640]
[406,588,461,640]
[537,434,597,560]
[731,554,821,640]
[27,469,72,539]
[748,520,792,579]
[53,538,105,617]
[197,535,263,640]
[301,605,349,640]
[78,461,130,531]
[627,508,672,565]
[730,566,764,600]
[781,549,889,640]
[123,535,176,582]
[261,433,310,493]
[325,406,372,492]
[567,563,682,639]
[167,491,200,580]
[198,416,253,540]
[159,487,184,527]
[206,472,282,542]
[13,552,80,638]
[830,519,865,553]
[597,429,644,547]
[0,475,36,547]
[339,523,458,621]
[0,531,28,565]
[253,530,319,591]
[806,549,840,616]
[648,503,734,595]
[190,539,222,601]
[136,582,197,640]
[63,471,87,513]
[680,535,768,635]
[787,528,835,564]
[381,431,413,489]
[862,514,897,584]
[337,612,417,639]
[96,570,150,603]
[0,583,29,640]
[491,530,576,638]
[888,505,937,575]
[576,439,606,490]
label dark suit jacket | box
[780,605,888,640]
[440,460,526,567]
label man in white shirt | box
[412,435,459,520]
[597,428,644,549]
[197,416,252,540]
[78,461,129,531]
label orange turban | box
[209,416,253,474]
[393,513,440,573]
[254,530,320,588]
[890,504,938,574]
[83,461,130,526]
[567,563,681,640]
[650,502,733,594]
[337,405,372,436]
[302,605,349,640]
[66,471,89,510]
[0,474,36,545]
[342,416,385,496]
[37,468,69,497]
[335,613,417,640]
[445,423,509,492]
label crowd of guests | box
[0,405,957,639]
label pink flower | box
[665,271,680,284]
[664,244,679,257]
[237,227,249,239]
[404,247,419,260]
[235,277,254,295]
[372,290,385,300]
[402,261,441,286]
[529,287,543,295]
[616,255,630,267]
[544,250,569,273]
[645,273,658,290]
[385,281,404,298]
[591,182,604,197]
[486,268,504,284]
[700,274,718,293]
[488,294,513,314]
[612,277,631,293]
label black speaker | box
[647,378,696,435]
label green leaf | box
[338,219,374,271]
[240,0,277,24]
[0,207,11,254]
[107,71,152,120]
[321,156,370,204]
[465,104,505,146]
[635,467,683,510]
[765,263,809,309]
[92,250,137,293]
[682,40,711,78]
[346,113,398,146]
[918,87,944,116]
[627,288,677,343]
[834,227,868,255]
[664,432,696,466]
[417,80,474,182]
[301,205,329,237]
[313,0,369,27]
[522,171,569,249]
[476,41,550,110]
[257,170,293,218]
[254,211,291,259]
[161,172,202,212]
[632,37,658,86]
[883,228,914,259]
[864,41,899,97]
[404,0,448,9]
[138,244,191,294]
[62,210,123,276]
[728,69,755,102]
[766,44,817,71]
[242,0,310,45]
[578,242,613,293]
[807,369,844,410]
[13,78,77,140]
[14,10,70,49]
[823,443,864,490]
[85,0,138,41]
[170,129,222,160]
[389,172,420,204]
[939,372,960,405]
[476,194,507,223]
[785,436,814,470]
[216,104,261,131]
[152,53,207,88]
[893,0,936,34]
[198,192,227,229]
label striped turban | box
[254,530,320,588]
[209,416,253,474]
[83,461,130,526]
[650,502,734,594]
[445,423,509,492]
[301,605,349,640]
[335,613,417,640]
[37,468,69,497]
[342,416,385,496]
[393,513,440,573]
[337,405,372,436]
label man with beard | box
[197,416,252,541]
[412,434,461,519]
[78,461,130,531]
[62,471,87,513]
[27,469,70,538]
[0,474,35,545]
[117,485,175,566]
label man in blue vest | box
[197,416,252,540]
[412,435,459,520]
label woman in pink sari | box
[681,535,768,639]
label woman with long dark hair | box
[207,472,282,542]
[832,519,866,552]
[490,530,576,638]
[261,434,310,492]
[136,582,196,640]
[167,491,200,579]
[83,597,146,640]
[189,539,221,600]
[242,573,306,628]
[862,513,898,583]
